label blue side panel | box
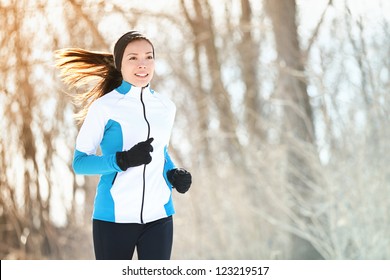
[163,146,176,216]
[74,119,124,222]
[164,146,176,171]
[93,172,116,222]
[164,195,175,216]
[94,119,124,222]
[163,146,176,187]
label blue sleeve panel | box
[73,149,122,175]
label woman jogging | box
[55,31,192,260]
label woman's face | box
[121,39,155,87]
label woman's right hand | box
[116,138,154,170]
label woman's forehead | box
[124,39,154,54]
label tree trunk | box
[239,0,264,141]
[264,0,322,259]
[181,0,243,163]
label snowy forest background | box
[1,0,389,259]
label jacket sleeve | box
[72,101,122,175]
[73,150,122,175]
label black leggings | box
[92,216,173,260]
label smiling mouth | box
[135,73,148,77]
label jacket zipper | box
[139,86,151,224]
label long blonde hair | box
[54,48,122,123]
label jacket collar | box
[115,80,153,95]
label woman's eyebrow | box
[126,51,153,56]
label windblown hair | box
[54,48,122,123]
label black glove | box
[116,138,154,171]
[167,168,192,194]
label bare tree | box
[1,0,389,260]
[263,0,323,259]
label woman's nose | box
[138,60,147,68]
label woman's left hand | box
[167,168,192,194]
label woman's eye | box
[129,57,136,60]
[147,55,154,60]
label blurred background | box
[1,0,389,260]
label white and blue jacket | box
[73,80,176,224]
